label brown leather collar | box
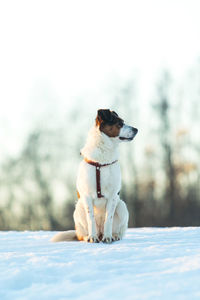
[84,158,118,168]
[84,158,118,198]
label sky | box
[0,0,200,157]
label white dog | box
[51,109,138,243]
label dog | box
[51,109,138,243]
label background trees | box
[0,67,200,230]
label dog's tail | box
[50,230,77,242]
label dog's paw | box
[102,235,113,244]
[112,235,121,242]
[85,235,100,243]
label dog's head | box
[96,109,138,141]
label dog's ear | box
[96,109,112,127]
[98,109,112,121]
[111,111,119,117]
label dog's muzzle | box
[119,126,138,141]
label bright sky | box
[0,0,200,156]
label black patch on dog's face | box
[96,109,124,128]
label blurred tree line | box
[0,67,200,230]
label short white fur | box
[51,122,136,243]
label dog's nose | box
[132,127,138,135]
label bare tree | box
[153,71,179,224]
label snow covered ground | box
[0,227,200,300]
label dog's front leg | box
[102,197,118,243]
[82,196,99,243]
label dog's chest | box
[99,163,121,197]
[76,160,121,199]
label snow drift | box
[0,227,200,300]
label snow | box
[0,228,200,300]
